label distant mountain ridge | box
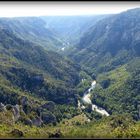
[68,8,140,73]
[41,15,109,45]
[0,17,65,51]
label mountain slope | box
[66,8,140,120]
[1,8,140,138]
[69,8,140,74]
[0,17,65,51]
[0,23,82,105]
[41,15,109,46]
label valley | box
[0,7,140,138]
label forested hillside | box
[0,19,86,132]
[0,17,66,51]
[66,8,140,123]
[1,8,140,139]
[69,8,140,74]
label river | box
[79,80,110,116]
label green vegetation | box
[1,8,140,139]
[0,17,84,136]
[0,113,140,138]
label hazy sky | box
[0,2,139,17]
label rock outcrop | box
[12,104,20,121]
[32,116,43,127]
[0,103,6,112]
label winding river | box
[79,80,110,116]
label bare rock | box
[12,104,20,121]
[0,103,6,112]
[32,116,43,127]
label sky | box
[0,2,139,17]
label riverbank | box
[80,80,110,116]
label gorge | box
[0,7,140,138]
